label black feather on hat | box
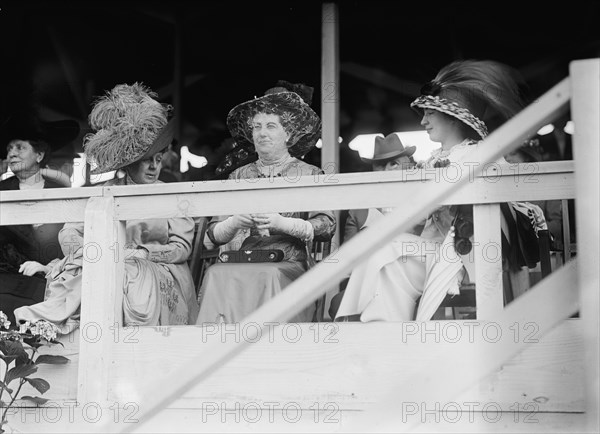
[411,60,526,139]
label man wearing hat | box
[329,133,416,320]
[344,133,417,242]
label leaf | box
[0,354,18,364]
[4,364,38,384]
[0,340,29,365]
[25,378,50,395]
[22,336,44,349]
[21,395,49,406]
[34,354,70,365]
[0,381,13,395]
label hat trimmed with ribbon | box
[410,60,526,140]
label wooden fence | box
[2,58,598,433]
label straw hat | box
[411,60,525,139]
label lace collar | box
[421,139,478,168]
[254,154,296,178]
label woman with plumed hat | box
[196,81,336,324]
[335,59,546,322]
[14,83,199,332]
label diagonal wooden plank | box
[350,260,579,432]
[106,75,571,434]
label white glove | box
[212,214,255,243]
[253,213,314,242]
[19,261,51,276]
[39,168,72,187]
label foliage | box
[0,311,69,433]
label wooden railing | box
[2,59,598,433]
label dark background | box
[1,0,598,179]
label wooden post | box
[473,203,504,318]
[321,2,341,319]
[77,196,125,405]
[173,6,184,146]
[570,58,600,433]
[561,198,571,263]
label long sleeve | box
[343,210,361,243]
[139,217,195,264]
[58,222,85,258]
[306,210,336,242]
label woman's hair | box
[29,139,51,167]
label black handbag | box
[218,249,284,263]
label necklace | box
[255,154,295,179]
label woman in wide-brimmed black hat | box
[0,113,80,327]
[0,114,79,189]
[196,80,336,324]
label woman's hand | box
[19,261,51,276]
[230,214,257,229]
[253,213,286,232]
[212,214,255,244]
[253,213,314,241]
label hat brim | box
[410,95,488,139]
[361,146,417,163]
[88,117,175,175]
[1,117,81,159]
[226,91,321,160]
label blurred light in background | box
[564,120,574,135]
[180,145,208,173]
[71,154,86,187]
[349,131,439,162]
[0,168,14,181]
[315,136,343,149]
[537,124,555,136]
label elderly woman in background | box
[196,81,336,324]
[0,115,78,327]
[14,83,198,332]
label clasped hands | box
[230,213,290,233]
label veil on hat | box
[215,80,321,178]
